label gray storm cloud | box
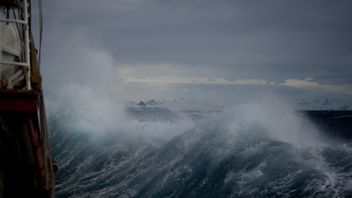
[40,0,352,105]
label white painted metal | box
[7,69,24,89]
[0,60,29,67]
[24,0,31,90]
[0,19,27,25]
[0,18,22,57]
[0,0,31,90]
[23,0,30,68]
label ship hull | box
[0,89,54,197]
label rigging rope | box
[38,0,43,67]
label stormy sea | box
[49,97,352,197]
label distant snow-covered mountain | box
[129,98,222,112]
[137,101,147,107]
[145,99,158,106]
[297,98,351,110]
[130,97,351,111]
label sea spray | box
[48,94,352,197]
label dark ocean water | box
[50,106,352,198]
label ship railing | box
[0,0,31,90]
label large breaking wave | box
[48,90,352,198]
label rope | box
[38,0,43,67]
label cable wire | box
[38,0,43,67]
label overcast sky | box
[40,0,352,105]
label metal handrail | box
[0,18,27,24]
[0,60,30,67]
[0,0,31,89]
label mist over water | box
[43,31,352,197]
[47,82,352,197]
